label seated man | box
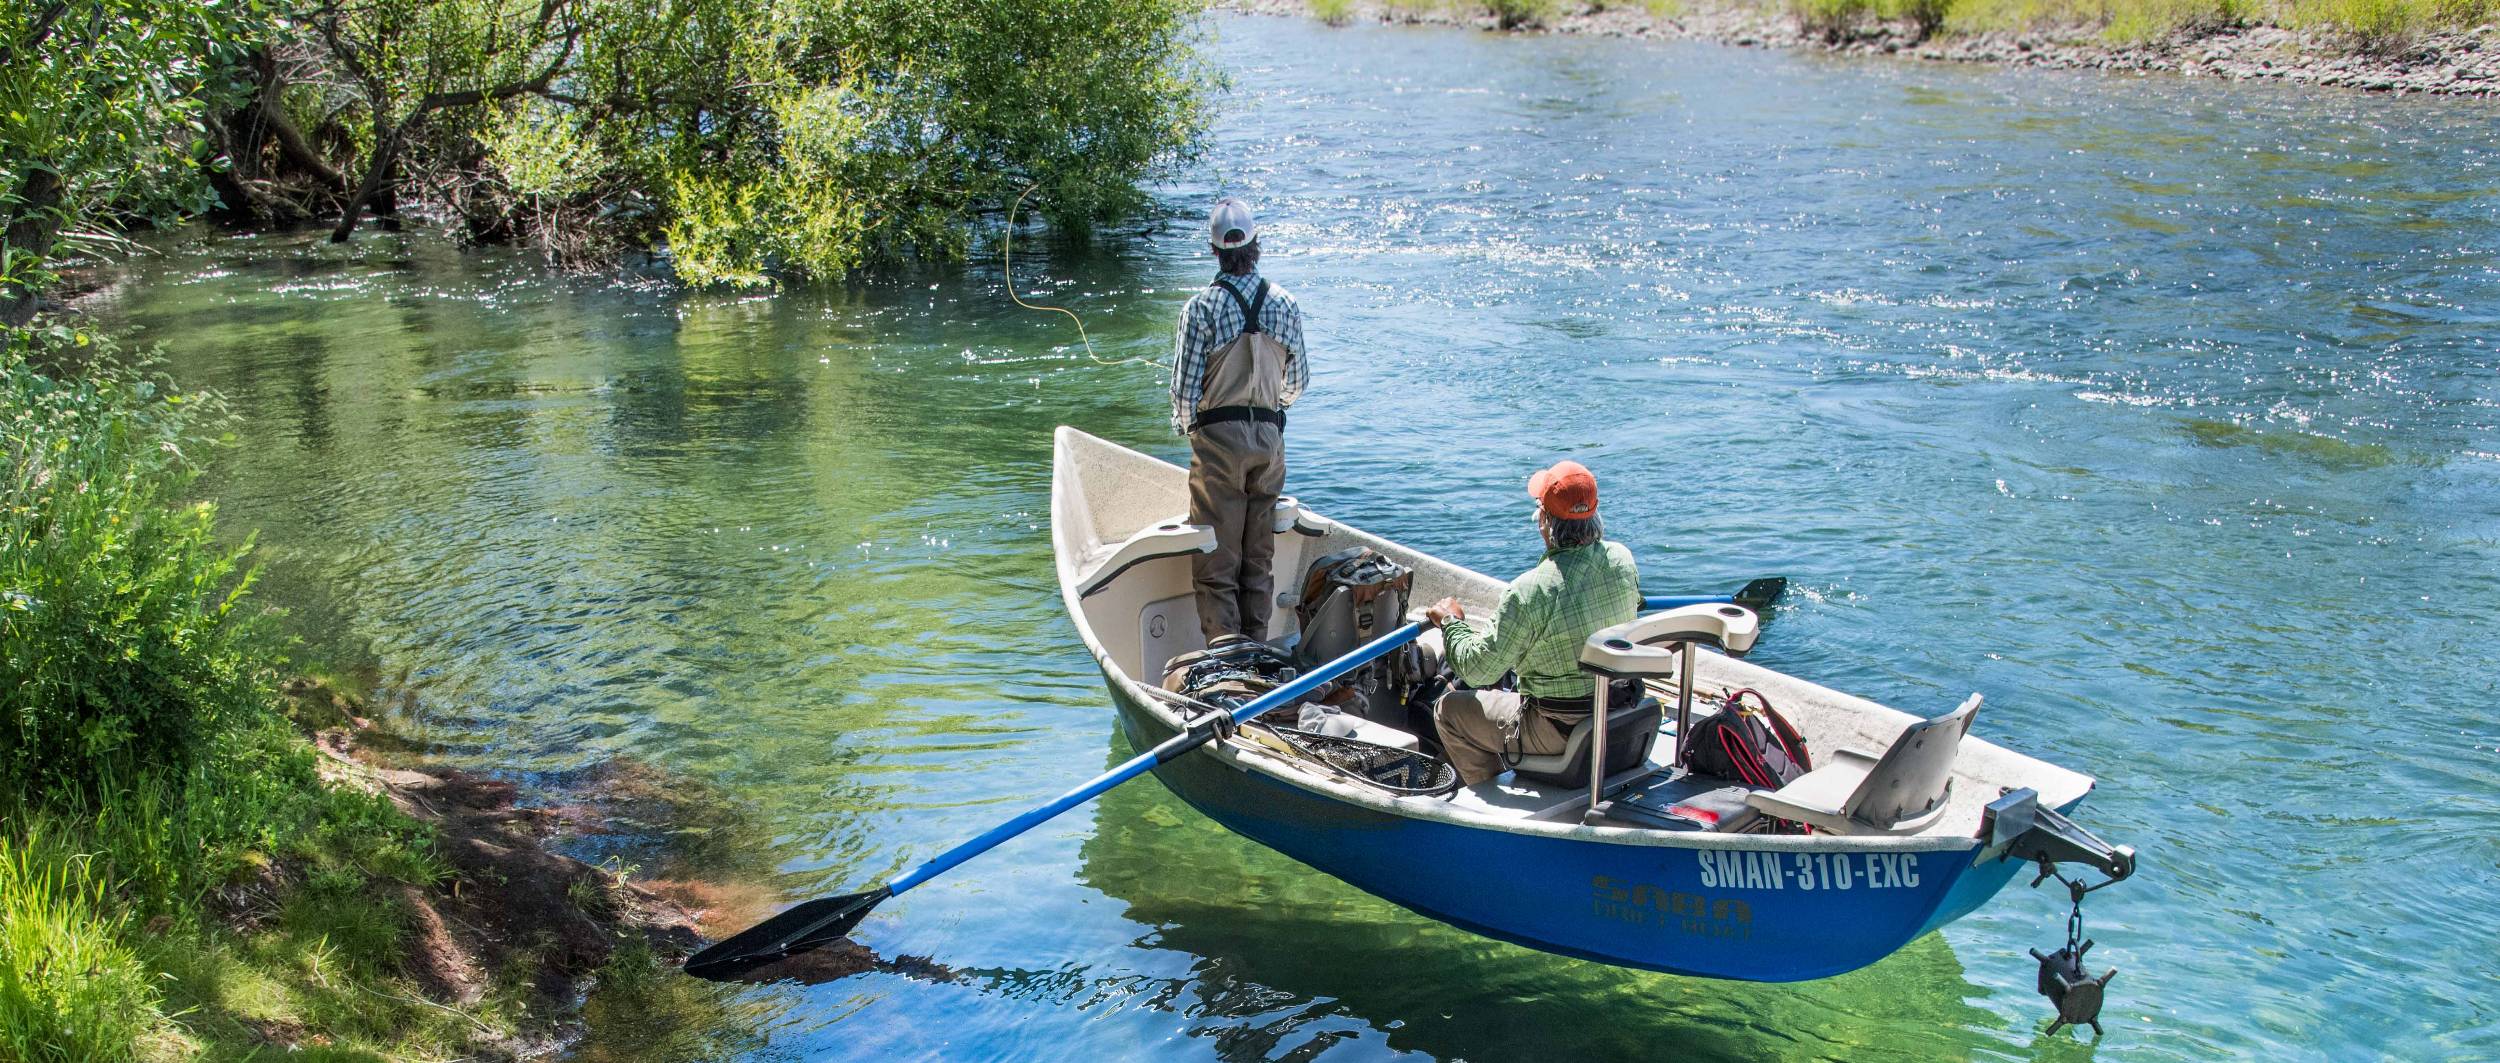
[1424,460,1640,786]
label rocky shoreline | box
[1229,0,2500,98]
[279,677,936,1057]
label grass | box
[2291,0,2494,46]
[0,730,503,1059]
[1889,0,2491,44]
[1311,0,1358,23]
[0,829,157,1063]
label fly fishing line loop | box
[1004,183,1164,370]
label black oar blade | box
[1733,576,1788,611]
[683,886,891,981]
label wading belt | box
[1191,278,1284,435]
[1191,406,1285,432]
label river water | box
[98,13,2498,1061]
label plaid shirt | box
[1444,540,1641,700]
[1170,271,1308,435]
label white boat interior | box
[1052,427,2093,846]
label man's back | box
[1446,539,1640,700]
[1170,272,1307,435]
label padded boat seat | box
[1509,697,1662,789]
[1077,519,1215,598]
[1746,694,1982,836]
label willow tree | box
[299,0,1210,283]
[0,0,246,328]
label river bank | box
[1239,0,2500,96]
[293,678,706,1055]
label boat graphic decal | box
[1590,875,1754,938]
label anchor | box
[2030,938,2115,1037]
[1980,788,2137,1039]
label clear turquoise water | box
[100,14,2499,1060]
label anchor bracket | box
[1980,787,2136,883]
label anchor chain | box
[2028,859,2121,1038]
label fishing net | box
[1265,726,1462,797]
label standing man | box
[1423,460,1641,786]
[1172,197,1309,643]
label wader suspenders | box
[1215,276,1269,336]
[1190,277,1284,433]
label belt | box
[1190,405,1284,433]
[1526,679,1639,723]
[1526,693,1593,725]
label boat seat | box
[1745,694,1982,836]
[1509,696,1663,789]
[1077,519,1215,599]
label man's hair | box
[1545,513,1604,550]
[1214,239,1260,276]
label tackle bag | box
[1290,547,1419,726]
[1683,688,1812,790]
[1292,547,1414,645]
[1163,634,1299,713]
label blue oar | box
[681,620,1429,981]
[1645,575,1788,614]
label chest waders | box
[1186,277,1292,644]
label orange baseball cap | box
[1527,460,1598,519]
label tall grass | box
[0,829,156,1063]
[1311,0,1358,23]
[2293,0,2494,46]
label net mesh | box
[1267,726,1462,797]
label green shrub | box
[2432,0,2494,22]
[0,341,257,806]
[0,828,159,1063]
[1485,0,1559,27]
[1312,0,1359,23]
[1795,0,1876,39]
[1892,0,1957,37]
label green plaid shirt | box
[1443,540,1640,700]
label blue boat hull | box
[1107,676,2031,983]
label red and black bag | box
[1684,688,1812,789]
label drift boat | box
[1051,426,2135,986]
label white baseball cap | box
[1208,198,1257,250]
